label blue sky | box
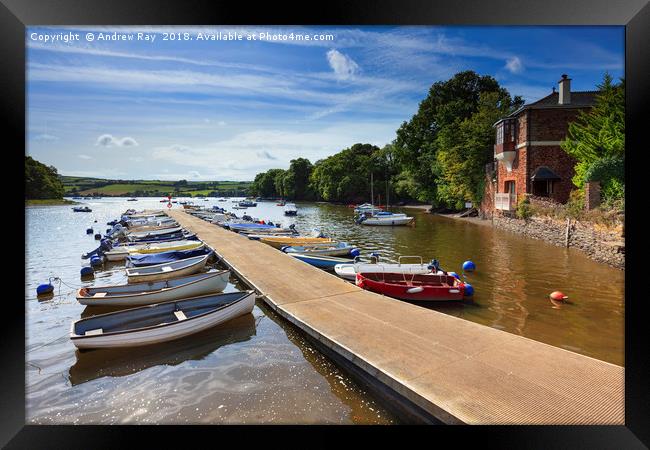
[26,26,624,181]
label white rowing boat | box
[70,290,255,349]
[126,254,210,283]
[104,240,204,261]
[76,270,230,306]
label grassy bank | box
[26,198,77,206]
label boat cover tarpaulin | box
[127,247,212,267]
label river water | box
[26,197,624,424]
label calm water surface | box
[26,197,624,423]
[26,199,397,424]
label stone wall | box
[490,213,625,269]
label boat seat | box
[84,328,103,336]
[174,310,187,321]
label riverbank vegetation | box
[251,71,524,207]
[561,73,625,212]
[25,156,66,202]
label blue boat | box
[286,253,354,270]
[282,242,359,257]
[126,247,213,267]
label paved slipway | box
[168,209,624,425]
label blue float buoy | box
[463,282,474,297]
[94,233,102,240]
[350,248,361,258]
[90,256,103,267]
[86,228,93,234]
[80,266,94,277]
[36,283,54,296]
[449,271,460,280]
[462,260,476,272]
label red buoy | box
[550,291,569,301]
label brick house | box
[483,75,597,215]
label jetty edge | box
[167,209,624,425]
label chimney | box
[558,74,571,105]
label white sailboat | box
[357,173,414,226]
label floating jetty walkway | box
[168,210,624,424]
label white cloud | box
[326,49,359,80]
[188,170,202,179]
[78,154,92,159]
[33,133,59,141]
[505,57,523,74]
[95,134,139,147]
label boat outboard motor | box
[355,215,367,224]
[428,259,441,273]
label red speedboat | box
[356,272,466,301]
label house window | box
[532,180,554,197]
[504,180,515,194]
[496,123,504,144]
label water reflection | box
[69,313,257,386]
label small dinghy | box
[283,203,298,216]
[104,240,204,261]
[72,206,92,212]
[126,253,211,283]
[126,246,212,267]
[259,235,333,249]
[356,272,467,301]
[286,253,354,269]
[70,290,255,349]
[126,226,184,239]
[282,242,359,257]
[76,269,230,306]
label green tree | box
[561,73,625,190]
[435,91,523,208]
[25,156,65,199]
[393,70,522,206]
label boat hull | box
[126,254,210,283]
[361,216,414,226]
[70,291,255,349]
[356,272,465,301]
[260,236,333,249]
[287,253,351,269]
[76,270,230,306]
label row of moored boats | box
[70,208,255,350]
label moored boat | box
[282,242,359,257]
[286,253,355,269]
[70,290,255,349]
[334,256,443,281]
[126,246,212,267]
[356,272,467,301]
[259,235,334,249]
[126,253,211,283]
[357,211,414,226]
[72,206,92,212]
[284,203,298,216]
[104,239,204,261]
[76,269,230,307]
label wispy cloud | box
[78,154,92,159]
[33,133,59,141]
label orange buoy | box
[550,291,569,301]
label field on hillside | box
[61,176,251,197]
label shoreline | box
[25,199,78,206]
[434,211,624,270]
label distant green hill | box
[60,175,252,197]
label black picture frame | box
[5,0,648,447]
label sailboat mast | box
[370,172,374,214]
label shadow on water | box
[68,313,257,386]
